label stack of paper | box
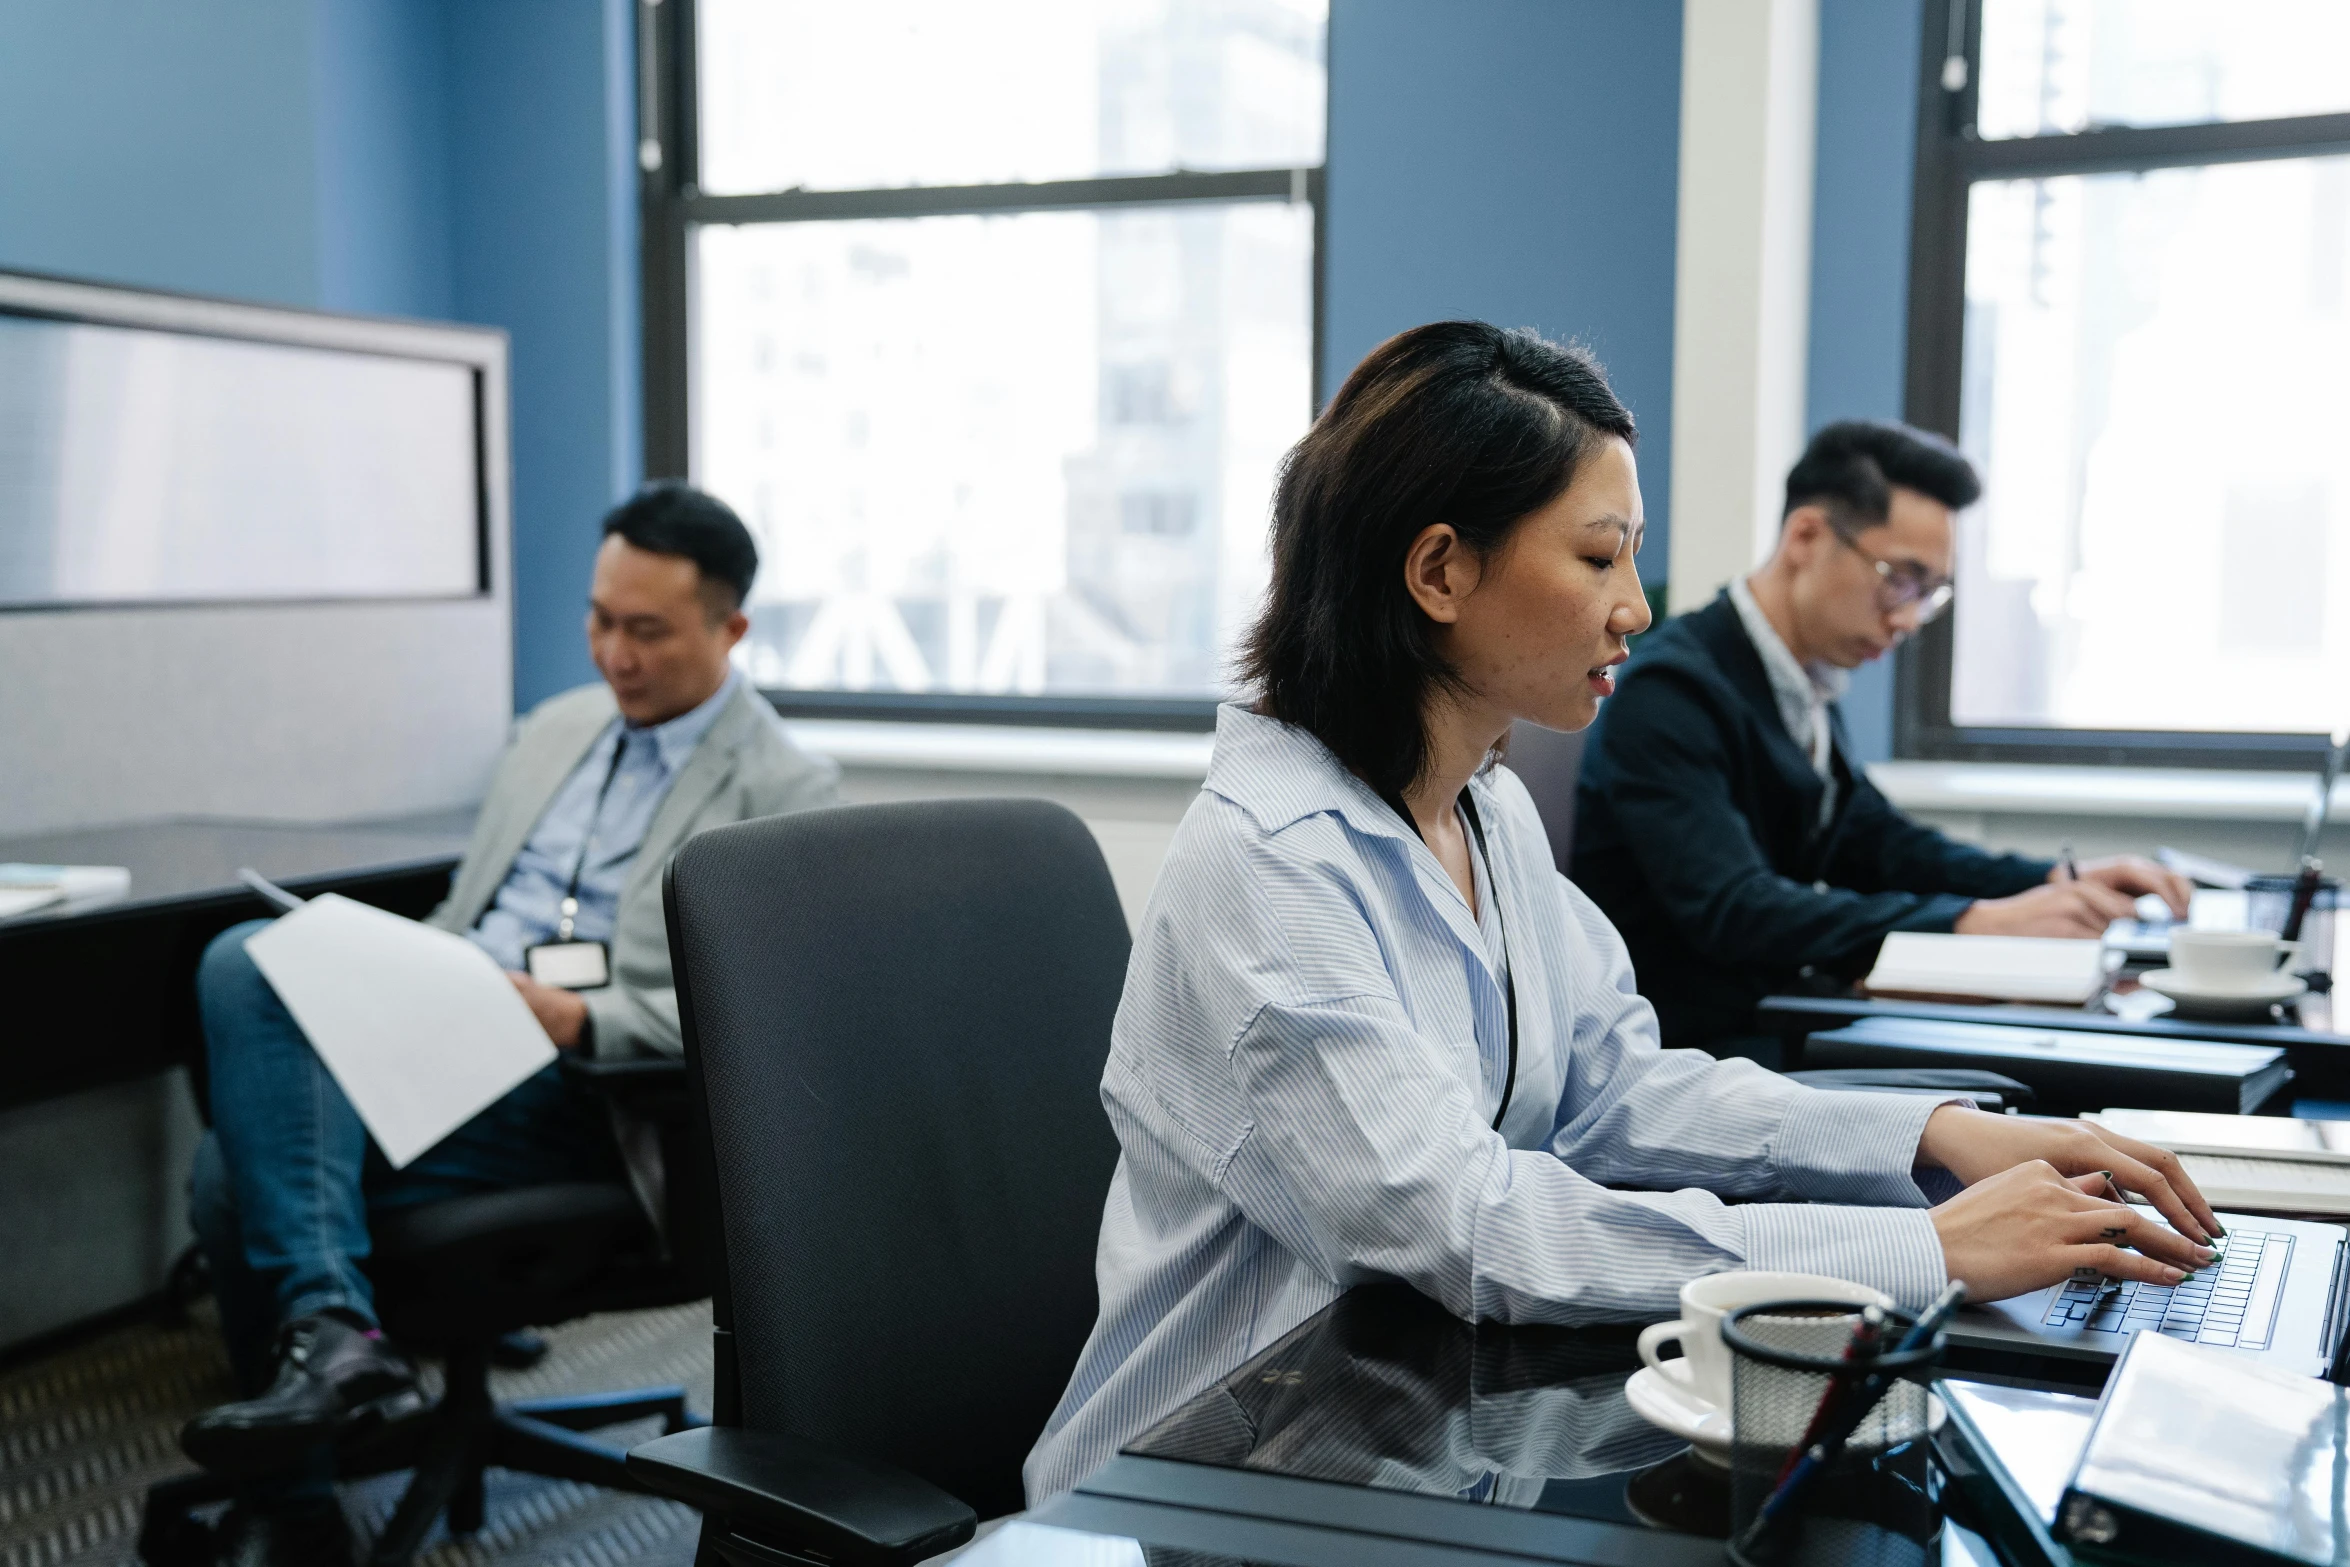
[0,863,132,919]
[2086,1109,2350,1162]
[2087,1108,2350,1216]
[1863,932,2106,1004]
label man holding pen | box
[1572,421,2191,1054]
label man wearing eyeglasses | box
[1570,420,2190,1054]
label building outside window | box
[643,0,1326,721]
[1904,0,2350,765]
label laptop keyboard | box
[2039,1230,2295,1351]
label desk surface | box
[1009,1286,2015,1566]
[0,811,476,1116]
[1759,990,2350,1052]
[0,810,475,930]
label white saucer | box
[1624,1364,1735,1465]
[1623,1365,1947,1468]
[2139,968,2307,1018]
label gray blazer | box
[427,679,839,1060]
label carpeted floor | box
[0,1299,715,1567]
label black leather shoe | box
[181,1314,424,1475]
[208,1501,353,1567]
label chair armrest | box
[560,1052,688,1111]
[627,1427,975,1567]
[560,1053,687,1087]
[1784,1066,2036,1114]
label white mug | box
[1637,1271,1894,1411]
[2171,928,2301,990]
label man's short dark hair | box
[600,481,759,617]
[1783,419,1981,529]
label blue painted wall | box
[0,0,640,712]
[1323,0,1685,580]
[0,0,323,305]
[313,0,455,321]
[447,0,643,709]
[1807,0,1926,761]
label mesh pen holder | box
[1720,1301,1945,1567]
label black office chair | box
[141,1055,713,1567]
[626,798,1130,1566]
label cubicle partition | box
[0,270,515,1349]
[0,269,514,836]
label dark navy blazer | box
[1570,592,2052,1050]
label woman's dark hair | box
[601,480,759,618]
[1239,320,1637,801]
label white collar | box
[1728,575,1849,752]
[620,666,742,774]
[1203,702,1502,843]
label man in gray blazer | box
[177,483,836,1556]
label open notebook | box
[1862,932,2106,1004]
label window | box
[1902,0,2350,766]
[641,0,1326,726]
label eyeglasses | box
[1830,526,1954,625]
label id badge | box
[525,939,611,990]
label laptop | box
[1947,1210,2350,1383]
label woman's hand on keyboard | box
[1930,1162,2217,1303]
[1917,1106,2223,1245]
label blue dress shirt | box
[468,670,742,972]
[1022,703,1956,1503]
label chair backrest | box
[665,798,1129,1521]
[1505,719,1589,873]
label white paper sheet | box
[245,893,558,1167]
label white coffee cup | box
[2170,928,2300,991]
[1636,1271,1894,1411]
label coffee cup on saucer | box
[1636,1272,1891,1412]
[2140,929,2309,1017]
[2169,929,2301,990]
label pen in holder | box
[1720,1299,1948,1567]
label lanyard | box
[1383,786,1520,1132]
[556,731,632,942]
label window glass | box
[696,204,1314,697]
[696,0,1327,195]
[1978,0,2350,140]
[1951,154,2350,734]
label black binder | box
[2056,1328,2345,1565]
[1935,1379,2100,1567]
[1802,1016,2293,1117]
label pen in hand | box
[2060,841,2078,882]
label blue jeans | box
[190,919,624,1397]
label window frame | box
[1898,0,2350,769]
[637,0,1327,730]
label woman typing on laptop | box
[1021,323,2220,1503]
